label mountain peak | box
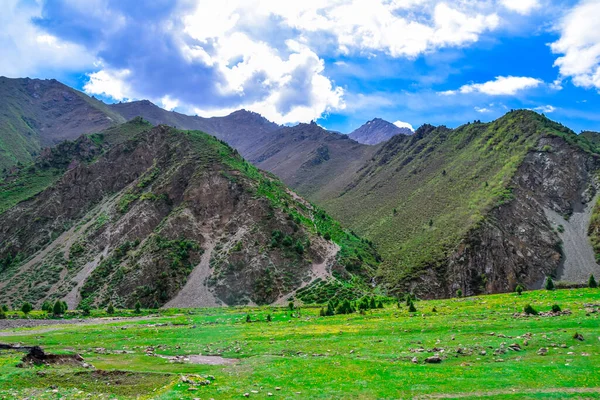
[349,118,412,145]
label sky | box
[1,0,600,134]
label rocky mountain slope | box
[0,121,379,309]
[110,100,280,155]
[322,111,600,297]
[349,118,412,145]
[0,77,125,170]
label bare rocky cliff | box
[439,136,600,297]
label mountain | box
[0,120,379,309]
[348,118,412,145]
[246,121,377,203]
[109,100,280,155]
[0,77,125,170]
[321,110,600,297]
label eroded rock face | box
[0,126,360,309]
[446,136,600,296]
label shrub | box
[266,314,272,322]
[523,304,538,315]
[1,304,8,312]
[325,302,335,316]
[282,236,293,247]
[589,274,598,288]
[0,309,5,319]
[515,284,523,295]
[294,242,304,255]
[323,232,331,241]
[21,302,32,315]
[81,305,91,316]
[551,304,561,313]
[369,297,376,309]
[246,314,251,323]
[288,301,294,311]
[456,289,463,298]
[41,301,52,312]
[52,301,63,316]
[319,308,325,317]
[134,301,142,314]
[545,276,555,291]
[408,301,417,313]
[431,307,437,312]
[377,301,384,309]
[106,303,115,315]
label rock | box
[537,347,548,355]
[480,351,486,356]
[411,357,418,364]
[275,387,281,391]
[425,356,442,364]
[268,393,273,396]
[508,343,521,351]
[573,332,584,341]
[243,393,250,398]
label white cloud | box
[500,0,540,15]
[534,105,556,113]
[550,0,600,90]
[474,106,491,113]
[393,120,414,131]
[83,69,132,101]
[0,0,94,78]
[442,76,543,96]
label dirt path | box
[63,253,104,309]
[544,192,600,282]
[273,239,339,305]
[163,239,219,308]
[0,316,153,336]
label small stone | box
[275,387,281,391]
[425,355,442,364]
[243,393,250,398]
[268,393,273,396]
[411,357,418,364]
[537,347,548,355]
[573,332,584,341]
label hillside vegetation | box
[0,122,378,309]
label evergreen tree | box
[41,301,52,312]
[288,301,294,311]
[246,314,251,323]
[369,297,376,309]
[456,289,463,298]
[325,301,335,316]
[81,305,91,316]
[1,304,8,312]
[515,284,523,295]
[21,302,32,315]
[589,274,598,288]
[319,308,325,317]
[551,304,561,313]
[545,276,555,291]
[53,300,64,316]
[106,303,115,315]
[408,300,417,313]
[524,304,538,315]
[266,314,272,322]
[134,301,142,314]
[0,308,5,319]
[377,301,384,309]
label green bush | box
[53,300,65,316]
[266,314,272,322]
[134,301,142,314]
[41,301,52,312]
[456,289,463,298]
[21,302,32,315]
[524,304,538,315]
[107,303,115,315]
[0,309,5,319]
[81,305,91,316]
[551,304,561,313]
[545,276,555,290]
[1,304,8,312]
[515,284,523,295]
[246,314,251,323]
[589,274,598,288]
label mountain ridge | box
[349,118,412,145]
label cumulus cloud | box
[550,0,600,91]
[0,0,94,78]
[474,106,492,113]
[393,120,414,131]
[500,0,540,15]
[442,76,543,96]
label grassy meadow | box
[0,288,599,399]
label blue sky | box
[2,0,600,133]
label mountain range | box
[1,76,600,307]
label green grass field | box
[1,288,599,399]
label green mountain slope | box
[0,77,125,170]
[0,122,379,309]
[322,110,600,296]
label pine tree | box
[515,284,523,295]
[369,297,376,309]
[53,300,64,316]
[266,314,272,322]
[377,301,384,309]
[408,300,417,313]
[0,308,5,319]
[456,289,463,298]
[21,302,32,315]
[246,314,251,323]
[134,301,142,314]
[288,301,294,311]
[106,303,115,315]
[545,276,555,290]
[589,274,598,288]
